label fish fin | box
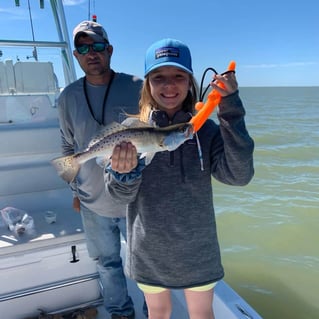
[51,155,80,183]
[125,119,152,128]
[155,122,189,131]
[88,122,127,147]
[140,152,156,165]
[88,120,155,148]
[96,156,110,168]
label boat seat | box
[14,61,58,94]
[0,62,9,94]
[5,60,16,94]
[0,60,16,95]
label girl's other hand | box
[211,71,238,97]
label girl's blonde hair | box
[138,75,198,123]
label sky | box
[0,0,318,87]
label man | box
[57,20,143,319]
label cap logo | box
[155,47,179,59]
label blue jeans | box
[80,206,134,316]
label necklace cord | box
[83,70,115,125]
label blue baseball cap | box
[144,38,193,77]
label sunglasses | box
[76,42,108,55]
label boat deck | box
[0,207,83,251]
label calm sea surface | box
[211,87,319,319]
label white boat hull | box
[0,234,261,319]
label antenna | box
[88,0,90,20]
[88,0,97,21]
[27,0,38,61]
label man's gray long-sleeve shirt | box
[57,72,142,217]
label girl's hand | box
[111,142,138,173]
[211,71,238,97]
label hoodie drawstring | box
[195,132,204,171]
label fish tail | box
[51,154,80,183]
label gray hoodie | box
[105,91,254,288]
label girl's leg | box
[184,288,215,319]
[144,289,172,319]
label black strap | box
[83,70,115,125]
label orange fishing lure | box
[190,61,236,132]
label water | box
[211,87,319,319]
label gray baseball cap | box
[73,20,109,45]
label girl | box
[105,38,254,319]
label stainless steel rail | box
[0,272,99,302]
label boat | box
[0,1,263,318]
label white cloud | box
[243,62,317,69]
[63,0,87,5]
[0,7,27,20]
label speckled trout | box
[51,121,193,183]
